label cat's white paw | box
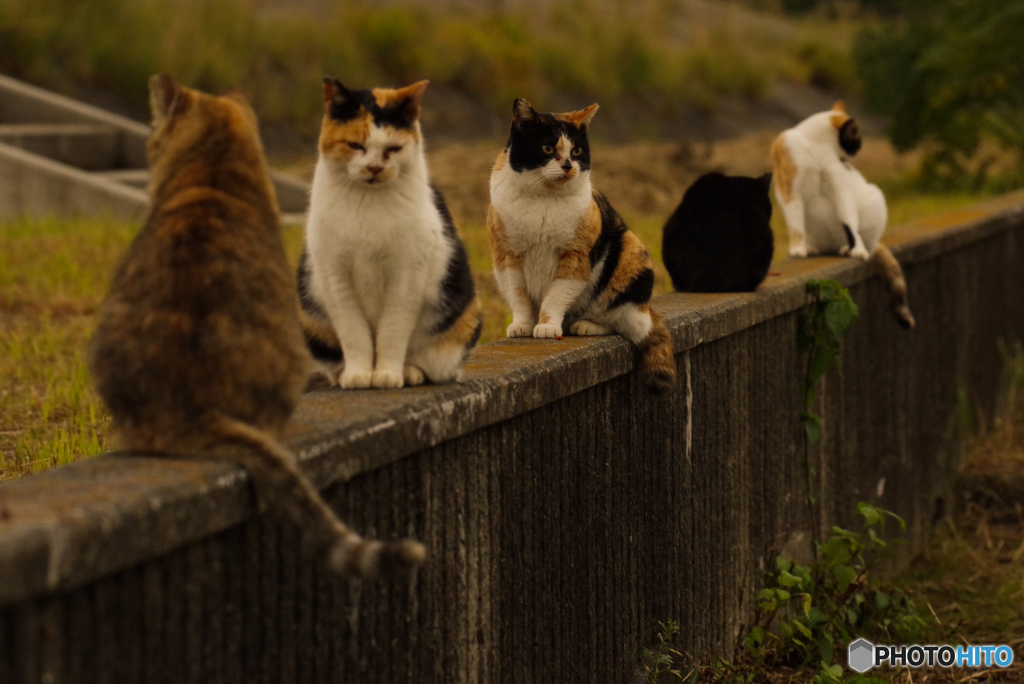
[533,323,563,339]
[570,319,612,336]
[849,246,870,261]
[403,364,426,386]
[340,368,373,389]
[507,321,534,338]
[371,368,404,389]
[789,244,808,258]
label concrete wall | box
[0,194,1022,684]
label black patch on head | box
[588,192,627,300]
[842,223,856,250]
[324,77,419,130]
[609,267,654,309]
[507,107,591,173]
[661,172,774,293]
[430,186,478,336]
[839,119,861,156]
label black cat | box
[661,172,775,293]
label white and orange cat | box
[487,99,676,393]
[771,101,915,328]
[299,78,482,389]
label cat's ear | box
[759,172,773,191]
[390,80,429,127]
[149,74,181,127]
[323,77,350,106]
[563,103,599,128]
[832,100,847,113]
[512,98,536,126]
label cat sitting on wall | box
[298,78,482,389]
[771,102,915,328]
[88,75,424,579]
[487,99,677,394]
[661,172,775,293]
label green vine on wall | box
[798,279,859,548]
[798,279,860,445]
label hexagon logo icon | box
[848,638,874,673]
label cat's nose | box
[561,160,572,171]
[366,164,384,175]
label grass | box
[0,177,1001,482]
[0,0,866,136]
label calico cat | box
[298,78,482,389]
[88,75,424,579]
[661,172,775,293]
[771,101,915,328]
[487,99,676,393]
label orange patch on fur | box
[487,205,521,269]
[770,134,797,203]
[830,112,850,129]
[299,308,339,349]
[832,100,847,113]
[555,103,599,128]
[492,149,508,173]
[554,201,602,281]
[601,230,652,307]
[437,296,483,349]
[319,115,371,159]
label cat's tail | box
[872,244,915,329]
[205,413,426,579]
[637,310,677,394]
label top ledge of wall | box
[0,190,1022,604]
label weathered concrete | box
[0,74,310,218]
[0,143,150,222]
[0,192,1022,683]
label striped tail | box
[638,310,677,394]
[872,244,915,329]
[206,413,426,578]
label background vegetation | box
[0,0,864,137]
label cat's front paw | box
[403,364,426,386]
[789,244,808,258]
[340,368,373,389]
[371,368,404,389]
[507,321,534,338]
[849,245,870,261]
[533,323,563,339]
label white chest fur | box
[305,157,449,328]
[490,165,592,301]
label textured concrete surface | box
[0,193,1022,683]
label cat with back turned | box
[661,171,775,293]
[771,101,915,328]
[487,99,676,393]
[299,78,482,390]
[88,75,424,579]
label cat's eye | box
[385,145,403,155]
[572,147,583,156]
[347,142,365,151]
[541,145,554,154]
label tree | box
[855,1,1024,187]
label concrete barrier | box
[0,193,1022,684]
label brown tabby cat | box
[87,75,424,578]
